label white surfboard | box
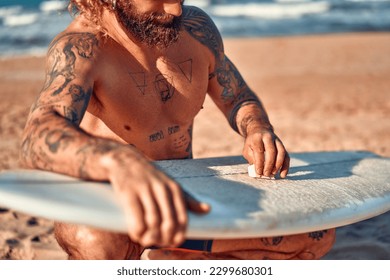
[0,151,389,239]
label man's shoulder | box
[47,18,102,60]
[182,5,208,17]
[182,5,223,57]
[182,5,216,29]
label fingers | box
[134,180,211,248]
[184,190,211,214]
[151,180,185,247]
[253,141,265,176]
[273,139,288,176]
[244,132,289,179]
[121,195,147,244]
[262,134,276,177]
[118,173,190,249]
[169,183,188,245]
[138,185,162,247]
[243,137,266,175]
[280,152,290,179]
[274,138,290,178]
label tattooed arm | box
[20,32,207,248]
[20,32,123,179]
[183,6,289,178]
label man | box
[21,0,334,259]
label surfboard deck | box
[0,151,389,239]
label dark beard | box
[115,1,182,49]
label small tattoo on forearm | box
[228,92,261,134]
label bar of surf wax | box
[248,164,275,180]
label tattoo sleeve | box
[183,6,270,136]
[183,6,223,60]
[20,32,135,180]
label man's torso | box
[62,15,214,160]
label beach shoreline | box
[1,32,389,259]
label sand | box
[0,32,389,259]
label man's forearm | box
[229,97,273,137]
[20,111,140,181]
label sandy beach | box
[0,32,389,260]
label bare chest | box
[86,43,211,146]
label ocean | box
[0,0,389,57]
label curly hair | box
[68,0,115,28]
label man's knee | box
[293,228,336,259]
[54,222,143,260]
[256,228,336,259]
[211,228,336,260]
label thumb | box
[183,190,211,214]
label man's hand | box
[242,128,290,179]
[104,147,210,248]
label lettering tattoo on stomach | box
[147,125,193,158]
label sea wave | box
[210,1,331,19]
[39,0,68,13]
[0,6,23,18]
[3,13,39,27]
[186,0,211,8]
[345,0,390,2]
[275,0,312,2]
[0,0,389,57]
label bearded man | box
[20,0,335,260]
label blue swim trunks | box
[179,239,213,252]
[151,239,213,252]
